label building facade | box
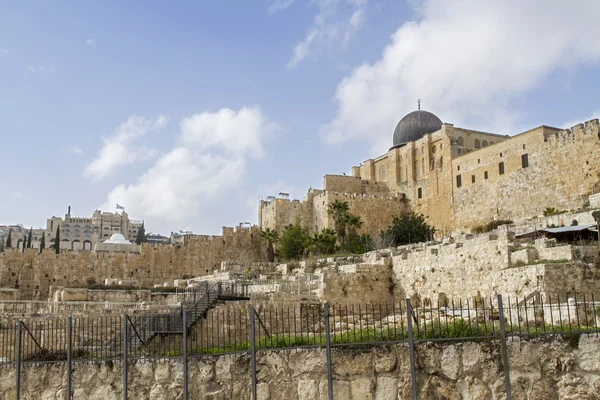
[45,207,142,250]
[259,109,600,236]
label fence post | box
[123,315,128,400]
[250,307,257,400]
[67,316,72,400]
[497,294,511,400]
[183,310,188,400]
[406,299,417,400]
[324,303,334,400]
[16,321,22,400]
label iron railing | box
[2,291,600,399]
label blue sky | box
[1,0,599,235]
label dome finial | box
[417,99,421,110]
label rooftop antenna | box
[417,99,421,110]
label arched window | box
[482,140,488,147]
[489,141,494,145]
[432,145,437,154]
[457,137,464,146]
[379,165,386,181]
[422,159,425,175]
[439,156,443,168]
[475,139,481,149]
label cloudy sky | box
[1,0,599,235]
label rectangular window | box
[456,175,462,188]
[484,171,488,180]
[499,162,505,175]
[521,153,529,168]
[471,175,476,183]
[418,188,422,199]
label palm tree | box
[327,200,350,244]
[309,228,337,256]
[260,228,280,262]
[345,214,364,236]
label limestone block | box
[373,347,397,373]
[461,342,481,376]
[332,350,373,376]
[441,345,461,380]
[134,361,154,380]
[89,385,118,400]
[73,388,88,399]
[351,378,374,400]
[529,379,558,400]
[319,380,350,400]
[374,377,398,400]
[579,334,600,372]
[269,381,295,400]
[297,379,319,400]
[61,288,88,301]
[289,350,326,376]
[420,376,461,400]
[557,374,594,400]
[149,384,169,400]
[154,363,171,384]
[257,383,270,400]
[458,377,491,400]
[257,351,289,381]
[191,360,214,384]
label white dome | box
[104,233,131,244]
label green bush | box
[472,220,513,234]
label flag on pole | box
[116,204,125,211]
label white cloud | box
[0,48,13,56]
[269,0,295,14]
[28,66,56,74]
[287,0,368,68]
[321,0,600,155]
[83,115,167,180]
[12,192,23,199]
[62,145,84,156]
[86,38,95,47]
[100,107,276,226]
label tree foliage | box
[308,228,337,256]
[385,212,436,246]
[135,221,146,245]
[592,210,600,223]
[27,227,32,249]
[260,228,280,262]
[6,230,11,248]
[327,200,350,244]
[277,221,310,260]
[54,227,60,255]
[39,233,45,254]
[0,236,4,253]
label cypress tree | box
[27,227,32,248]
[135,221,146,245]
[39,234,46,254]
[54,227,60,255]
[6,230,11,248]
[0,236,4,253]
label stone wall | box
[0,226,263,300]
[4,335,600,399]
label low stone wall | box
[2,335,600,399]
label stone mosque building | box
[259,106,600,235]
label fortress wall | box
[323,174,389,194]
[4,337,600,399]
[0,227,263,300]
[309,191,408,236]
[391,230,512,303]
[451,119,600,230]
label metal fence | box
[2,292,600,399]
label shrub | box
[472,220,513,234]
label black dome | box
[391,110,442,149]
